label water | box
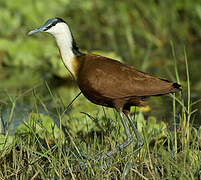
[0,67,78,134]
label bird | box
[28,17,181,159]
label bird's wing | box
[79,54,175,99]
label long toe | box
[137,138,144,149]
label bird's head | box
[28,17,69,36]
[28,17,83,77]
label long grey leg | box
[0,110,5,134]
[101,111,133,159]
[125,113,144,150]
[121,113,144,177]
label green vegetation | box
[0,0,200,179]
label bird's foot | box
[134,137,144,151]
[96,153,111,170]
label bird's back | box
[77,54,181,101]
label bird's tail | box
[171,82,182,92]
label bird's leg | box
[100,111,133,159]
[120,113,144,177]
[125,113,144,150]
[0,108,5,134]
[77,111,133,172]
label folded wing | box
[79,54,180,99]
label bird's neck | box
[53,30,83,79]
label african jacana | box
[28,17,181,159]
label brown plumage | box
[77,54,181,114]
[28,17,182,161]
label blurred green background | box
[0,0,200,128]
[1,1,201,178]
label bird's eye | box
[45,22,57,31]
[52,21,57,26]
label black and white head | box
[28,17,81,56]
[28,17,68,36]
[28,18,83,78]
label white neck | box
[47,23,76,77]
[55,34,75,77]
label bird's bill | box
[28,22,49,35]
[28,27,43,35]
